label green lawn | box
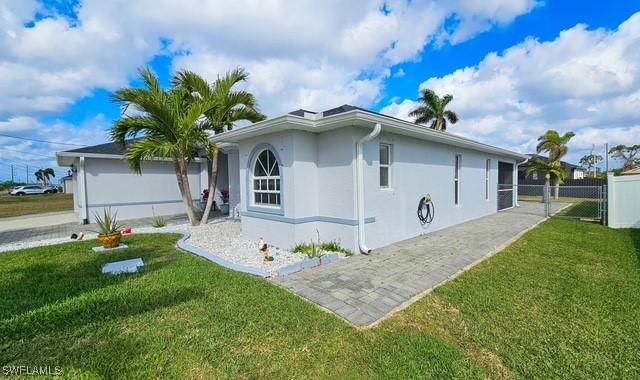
[0,193,73,218]
[1,220,638,379]
[555,199,600,218]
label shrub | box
[93,208,123,236]
[152,215,166,228]
[293,240,353,257]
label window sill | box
[246,205,284,215]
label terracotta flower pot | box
[98,232,122,249]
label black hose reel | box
[417,194,435,224]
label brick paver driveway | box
[273,202,566,327]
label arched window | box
[252,149,281,206]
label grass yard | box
[0,193,74,219]
[0,220,638,379]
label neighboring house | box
[56,141,212,224]
[211,105,527,253]
[621,167,640,176]
[61,175,74,194]
[518,154,585,182]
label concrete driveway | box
[0,211,77,233]
[273,202,565,327]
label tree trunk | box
[200,149,220,224]
[174,158,199,226]
[554,178,560,199]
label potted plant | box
[94,208,123,249]
[220,189,230,214]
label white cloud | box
[381,12,640,166]
[0,114,109,181]
[0,0,539,180]
[0,0,539,119]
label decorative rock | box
[101,258,144,274]
[92,244,129,253]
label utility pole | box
[605,143,609,173]
[26,165,29,184]
[10,165,14,183]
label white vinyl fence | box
[607,173,640,228]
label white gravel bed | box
[0,236,86,253]
[183,219,306,275]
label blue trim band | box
[87,199,192,207]
[240,211,375,225]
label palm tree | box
[110,68,215,226]
[173,68,266,224]
[42,168,55,185]
[525,158,567,203]
[536,130,575,198]
[408,89,459,131]
[34,169,44,184]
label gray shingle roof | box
[62,139,140,155]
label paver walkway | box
[274,202,565,327]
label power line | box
[0,147,53,158]
[0,132,87,147]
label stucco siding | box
[362,130,513,249]
[237,127,519,252]
[227,150,241,217]
[81,158,203,222]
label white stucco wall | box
[361,129,514,249]
[237,126,519,252]
[76,157,205,223]
[227,150,241,217]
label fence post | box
[607,173,615,227]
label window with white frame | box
[380,143,392,188]
[252,149,281,206]
[485,159,491,200]
[454,154,462,205]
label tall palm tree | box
[110,68,215,226]
[408,89,459,131]
[173,68,266,224]
[536,130,575,198]
[525,158,567,203]
[42,168,55,185]
[34,169,44,184]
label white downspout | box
[356,123,381,254]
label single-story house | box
[60,175,74,194]
[57,104,527,253]
[212,105,527,253]
[518,153,585,181]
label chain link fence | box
[499,184,606,222]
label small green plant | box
[306,241,324,259]
[292,234,354,258]
[151,206,166,228]
[319,240,353,256]
[152,215,166,228]
[93,208,123,235]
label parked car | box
[9,185,56,196]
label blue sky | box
[1,0,639,182]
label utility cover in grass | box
[101,258,144,274]
[91,244,129,253]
